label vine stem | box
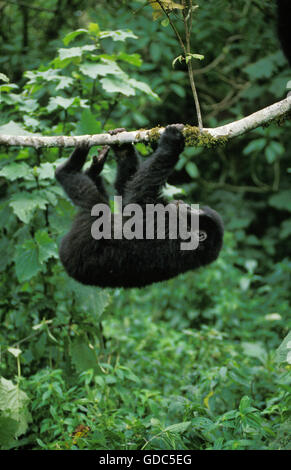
[156,0,186,53]
[156,0,203,130]
[182,0,203,130]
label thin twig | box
[182,1,203,129]
[156,0,186,53]
[157,0,203,129]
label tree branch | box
[0,97,290,148]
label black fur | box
[55,125,223,288]
[277,0,291,65]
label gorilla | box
[55,126,223,288]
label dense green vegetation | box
[0,0,290,450]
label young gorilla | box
[55,125,224,288]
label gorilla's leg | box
[84,146,110,201]
[109,128,139,197]
[55,145,108,209]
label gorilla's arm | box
[123,125,185,205]
[55,145,108,209]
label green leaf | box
[150,43,161,62]
[58,45,96,60]
[59,46,81,60]
[80,60,123,79]
[47,96,75,112]
[245,259,257,273]
[0,72,9,83]
[128,78,159,98]
[75,109,102,135]
[7,347,22,358]
[240,277,250,291]
[0,162,32,181]
[88,22,100,37]
[239,396,252,414]
[70,280,111,322]
[0,121,32,136]
[14,239,42,281]
[36,162,55,180]
[186,53,204,62]
[40,189,59,206]
[9,194,38,223]
[120,367,141,384]
[0,237,13,272]
[0,377,31,438]
[18,98,38,113]
[244,54,278,80]
[172,55,183,68]
[221,410,238,421]
[162,183,184,198]
[171,83,186,98]
[35,229,58,264]
[9,192,48,223]
[70,336,100,373]
[243,138,266,155]
[186,161,199,178]
[164,421,191,434]
[100,76,136,96]
[241,342,267,363]
[63,28,88,46]
[0,83,18,93]
[275,330,291,364]
[265,141,285,164]
[117,52,142,67]
[0,417,18,449]
[161,18,170,27]
[269,190,291,212]
[23,116,40,130]
[100,29,137,42]
[280,219,291,239]
[25,69,61,84]
[191,417,214,430]
[55,76,74,91]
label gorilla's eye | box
[199,231,207,242]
